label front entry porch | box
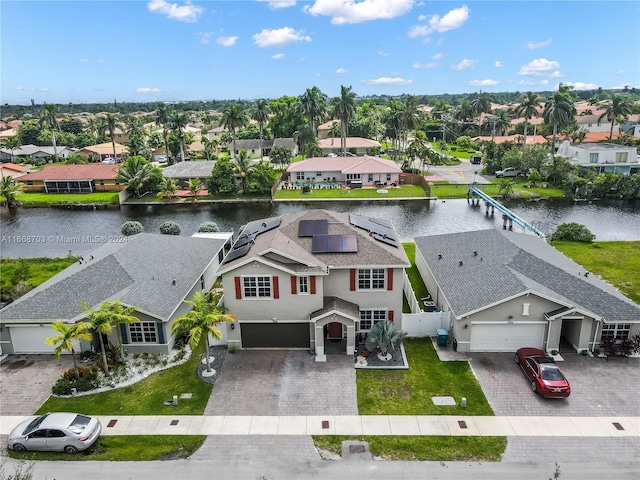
[311,296,359,362]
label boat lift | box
[467,185,547,241]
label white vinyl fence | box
[402,270,452,337]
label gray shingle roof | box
[414,229,640,322]
[311,296,359,320]
[0,233,227,322]
[162,161,215,179]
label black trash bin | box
[436,328,449,347]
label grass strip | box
[275,185,426,199]
[15,193,120,205]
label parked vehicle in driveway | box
[8,412,102,454]
[495,167,520,178]
[515,347,571,398]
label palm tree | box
[251,99,270,160]
[188,178,202,200]
[543,90,576,155]
[516,92,542,147]
[598,94,632,139]
[234,149,253,194]
[471,92,494,135]
[0,176,24,207]
[46,321,92,379]
[105,113,122,161]
[399,96,420,154]
[408,130,428,170]
[221,104,248,159]
[330,85,357,156]
[171,291,235,372]
[116,156,156,198]
[155,102,171,163]
[168,110,190,162]
[497,178,515,199]
[39,103,60,162]
[491,110,512,137]
[4,136,22,162]
[157,177,178,199]
[123,115,147,157]
[298,86,328,134]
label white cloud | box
[561,81,599,90]
[450,59,475,71]
[494,61,502,68]
[14,86,48,92]
[304,0,414,25]
[432,52,443,60]
[198,32,212,44]
[417,14,427,21]
[413,62,439,69]
[468,79,499,86]
[615,70,624,75]
[80,58,103,64]
[518,58,560,76]
[518,79,549,86]
[408,5,469,38]
[549,71,564,78]
[257,0,296,9]
[136,87,162,95]
[377,50,389,57]
[336,68,348,74]
[253,27,311,47]
[147,0,204,23]
[271,53,285,59]
[362,77,415,85]
[526,38,552,50]
[216,36,238,47]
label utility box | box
[436,329,449,347]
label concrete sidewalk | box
[2,415,638,437]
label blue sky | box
[2,0,638,104]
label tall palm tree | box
[598,94,632,139]
[0,176,24,207]
[86,116,107,140]
[399,96,420,154]
[168,110,189,162]
[234,149,253,194]
[251,99,270,160]
[330,85,356,156]
[492,110,512,137]
[221,104,248,159]
[105,113,122,161]
[515,92,542,146]
[298,86,328,135]
[45,321,92,379]
[155,102,171,163]
[39,103,60,162]
[4,136,22,162]
[123,115,147,157]
[116,156,156,198]
[543,90,576,155]
[157,177,178,199]
[171,291,235,372]
[471,92,494,135]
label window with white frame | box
[368,174,373,182]
[298,276,309,294]
[129,322,157,343]
[346,173,361,180]
[615,152,628,163]
[358,268,386,290]
[295,172,305,180]
[589,152,599,164]
[601,323,631,341]
[359,309,386,330]
[386,173,391,181]
[243,276,272,298]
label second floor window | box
[589,152,599,164]
[358,268,385,290]
[243,276,272,298]
[298,276,309,294]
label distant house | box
[287,156,402,187]
[233,138,298,159]
[79,142,129,162]
[0,144,75,161]
[16,164,124,193]
[207,126,228,142]
[473,135,547,145]
[0,233,229,355]
[317,120,339,140]
[162,161,216,186]
[317,137,381,156]
[556,141,640,175]
[0,163,30,179]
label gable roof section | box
[18,164,119,181]
[414,229,640,322]
[318,137,381,149]
[0,163,30,173]
[162,161,215,179]
[287,156,401,174]
[80,142,129,155]
[0,233,227,322]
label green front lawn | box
[275,185,426,200]
[37,345,212,416]
[8,435,206,461]
[13,192,120,206]
[429,180,564,199]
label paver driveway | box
[204,350,357,416]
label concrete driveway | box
[467,352,639,417]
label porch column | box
[346,325,355,355]
[315,325,326,362]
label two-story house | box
[556,141,640,175]
[216,209,410,361]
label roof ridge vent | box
[459,261,463,266]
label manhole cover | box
[432,396,456,405]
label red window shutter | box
[387,268,393,291]
[310,276,316,294]
[291,276,297,295]
[350,269,356,291]
[235,277,242,299]
[273,276,279,299]
[388,310,394,322]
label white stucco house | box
[413,229,640,354]
[317,137,381,156]
[216,209,410,361]
[286,156,402,187]
[556,141,640,175]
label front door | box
[327,322,343,340]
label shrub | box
[551,222,595,243]
[159,221,181,235]
[62,366,98,381]
[52,376,97,395]
[198,221,219,233]
[121,221,144,236]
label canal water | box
[1,199,639,258]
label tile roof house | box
[79,142,129,161]
[317,137,381,156]
[0,144,75,161]
[287,156,402,187]
[414,229,640,353]
[0,233,229,355]
[556,141,640,175]
[0,163,30,178]
[216,209,410,361]
[473,135,548,145]
[16,164,124,193]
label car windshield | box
[541,365,565,381]
[68,415,91,434]
[23,414,48,435]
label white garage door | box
[470,322,546,352]
[9,325,76,354]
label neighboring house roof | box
[162,161,215,179]
[414,229,640,323]
[473,135,547,145]
[18,164,119,181]
[0,233,227,322]
[0,163,30,173]
[318,137,381,149]
[0,144,73,157]
[0,128,17,138]
[218,209,410,275]
[188,141,205,152]
[80,142,129,156]
[287,156,401,174]
[234,139,262,150]
[271,138,297,149]
[208,126,227,133]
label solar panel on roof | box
[234,233,256,249]
[298,219,328,237]
[222,243,252,264]
[369,218,394,234]
[312,234,358,253]
[371,232,399,248]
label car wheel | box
[64,445,78,455]
[531,381,538,393]
[514,354,520,364]
[12,444,26,453]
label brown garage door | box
[241,323,309,348]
